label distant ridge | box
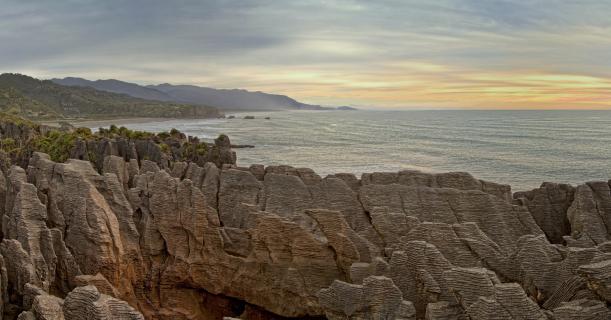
[52,77,354,111]
[148,82,327,111]
[55,77,174,102]
[0,73,222,119]
[336,106,357,111]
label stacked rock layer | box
[0,152,609,319]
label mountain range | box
[52,77,355,111]
[0,74,222,119]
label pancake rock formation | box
[0,140,609,318]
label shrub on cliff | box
[33,130,81,162]
[181,141,208,159]
[0,113,236,170]
[98,125,154,140]
[0,112,40,128]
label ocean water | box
[105,110,611,191]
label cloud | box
[1,0,611,108]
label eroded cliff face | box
[0,151,610,319]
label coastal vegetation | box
[0,112,230,168]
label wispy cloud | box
[1,0,610,108]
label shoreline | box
[39,109,346,128]
[41,117,199,128]
[40,110,281,128]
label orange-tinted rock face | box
[0,152,610,319]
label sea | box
[101,110,611,191]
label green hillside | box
[0,87,61,118]
[0,73,223,119]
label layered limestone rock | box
[0,149,610,320]
[514,182,574,244]
[567,182,611,246]
[317,276,416,319]
[76,133,236,171]
[17,285,143,320]
[361,170,512,202]
[577,260,611,302]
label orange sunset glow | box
[3,1,611,109]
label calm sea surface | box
[102,110,611,191]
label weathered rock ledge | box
[0,132,609,319]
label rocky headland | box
[0,115,609,319]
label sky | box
[2,0,611,109]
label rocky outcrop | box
[0,147,609,319]
[0,115,236,173]
[578,260,611,303]
[567,182,611,246]
[74,133,236,171]
[16,285,143,320]
[514,182,574,244]
[317,276,416,319]
[361,170,512,202]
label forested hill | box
[0,73,223,119]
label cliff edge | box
[0,117,609,319]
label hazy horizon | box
[3,0,611,109]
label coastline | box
[46,109,611,191]
[43,109,347,128]
[41,117,193,128]
[40,110,283,128]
